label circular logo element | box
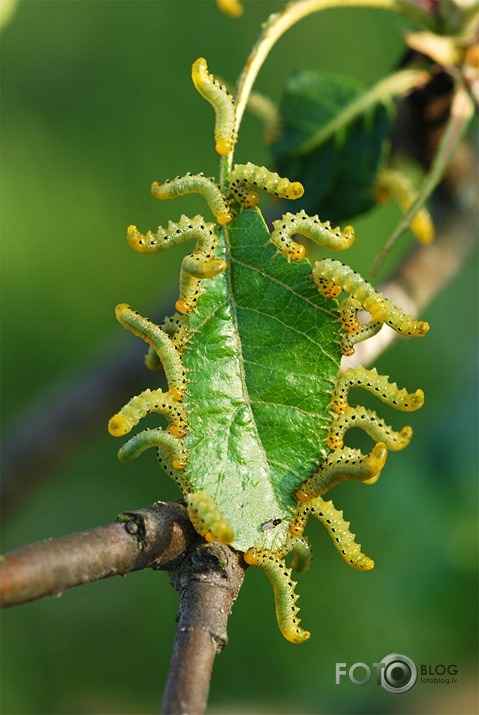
[379,653,418,693]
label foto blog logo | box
[336,653,418,693]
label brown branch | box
[0,500,246,715]
[0,501,195,608]
[161,541,246,715]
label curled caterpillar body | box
[328,406,413,451]
[270,209,355,262]
[151,174,232,224]
[296,443,388,503]
[117,427,187,470]
[309,496,374,571]
[244,548,310,644]
[228,162,304,210]
[108,388,188,438]
[332,366,424,414]
[127,215,219,255]
[313,259,430,336]
[186,492,235,545]
[114,304,187,399]
[192,58,237,155]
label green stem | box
[230,0,437,168]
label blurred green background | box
[1,1,477,714]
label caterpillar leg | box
[309,496,374,571]
[108,388,188,438]
[228,163,304,210]
[270,209,355,262]
[186,492,235,545]
[150,176,232,224]
[295,442,388,504]
[114,304,186,400]
[328,406,412,451]
[192,58,237,155]
[332,366,424,414]
[312,259,429,337]
[244,548,310,644]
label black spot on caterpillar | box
[228,162,304,209]
[270,209,355,262]
[186,492,235,545]
[192,58,237,155]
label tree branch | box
[0,501,194,608]
[161,541,246,715]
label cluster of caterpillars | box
[110,57,429,644]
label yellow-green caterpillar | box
[270,209,355,262]
[327,406,413,451]
[295,442,388,504]
[114,304,186,400]
[192,58,237,155]
[127,215,227,315]
[228,162,304,209]
[308,496,374,571]
[151,173,233,225]
[331,366,425,414]
[313,259,430,336]
[186,492,235,545]
[108,388,188,438]
[244,548,310,644]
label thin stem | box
[232,0,436,161]
[371,82,476,274]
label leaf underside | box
[183,207,342,552]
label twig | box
[342,167,478,370]
[0,502,194,608]
[161,541,246,715]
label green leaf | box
[271,69,393,222]
[184,207,341,552]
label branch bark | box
[0,502,194,608]
[161,541,246,715]
[1,501,246,715]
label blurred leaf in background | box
[1,2,477,714]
